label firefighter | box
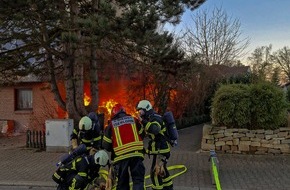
[71,113,102,155]
[52,149,109,190]
[102,103,146,190]
[136,100,173,190]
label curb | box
[0,181,213,190]
[0,180,56,187]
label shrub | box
[211,84,251,128]
[249,82,288,129]
[211,82,288,130]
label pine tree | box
[0,0,206,120]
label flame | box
[98,99,139,125]
[83,92,138,126]
[98,99,118,125]
[57,80,140,121]
[100,99,118,116]
[84,93,91,106]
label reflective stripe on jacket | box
[104,115,144,162]
[145,114,170,155]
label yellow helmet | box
[79,116,92,131]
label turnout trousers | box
[115,156,145,190]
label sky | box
[170,0,290,63]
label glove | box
[106,166,115,190]
[154,164,160,176]
[89,147,97,155]
[154,161,165,177]
[159,164,165,177]
[71,139,78,150]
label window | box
[16,89,33,110]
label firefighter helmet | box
[136,100,152,111]
[94,150,109,166]
[111,104,125,118]
[79,116,92,131]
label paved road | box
[0,124,290,190]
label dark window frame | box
[15,88,33,111]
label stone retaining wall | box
[201,124,290,154]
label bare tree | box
[248,45,273,81]
[272,46,290,82]
[183,7,249,66]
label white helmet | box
[94,150,109,166]
[79,116,92,131]
[136,100,152,111]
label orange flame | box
[98,99,118,125]
[84,93,91,106]
[83,93,138,125]
[99,99,118,116]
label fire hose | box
[93,164,187,190]
[209,150,222,190]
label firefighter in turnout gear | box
[52,150,109,190]
[71,113,102,155]
[136,100,173,190]
[103,103,146,190]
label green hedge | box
[211,82,288,130]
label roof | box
[16,74,43,83]
[0,74,48,87]
[209,65,251,78]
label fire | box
[58,80,139,121]
[99,99,118,117]
[98,99,139,125]
[84,93,91,106]
[98,99,118,125]
[82,91,137,125]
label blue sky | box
[171,0,290,62]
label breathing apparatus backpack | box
[57,144,87,167]
[53,144,87,184]
[163,111,178,147]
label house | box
[0,75,59,134]
[209,65,251,78]
[0,64,252,134]
[0,74,133,134]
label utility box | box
[45,119,74,152]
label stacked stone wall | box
[201,124,290,154]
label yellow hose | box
[145,164,187,188]
[211,158,222,190]
[98,164,187,190]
